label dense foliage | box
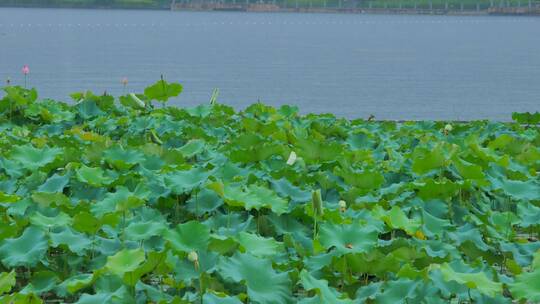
[0,83,539,303]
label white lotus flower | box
[286,151,297,166]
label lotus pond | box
[0,82,539,303]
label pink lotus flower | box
[22,65,30,88]
[121,77,128,94]
[22,65,30,75]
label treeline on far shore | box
[1,0,539,10]
[0,0,171,9]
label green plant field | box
[0,82,539,303]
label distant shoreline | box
[1,4,539,16]
[0,4,168,11]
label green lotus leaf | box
[494,178,540,201]
[31,192,70,207]
[10,144,61,170]
[29,211,73,229]
[125,220,166,241]
[374,279,421,303]
[203,292,243,304]
[0,270,16,295]
[271,178,312,203]
[294,137,344,163]
[346,132,375,150]
[163,220,210,252]
[23,271,59,295]
[219,253,292,304]
[72,212,101,234]
[166,250,218,282]
[416,179,460,200]
[220,183,289,215]
[0,226,48,267]
[74,293,112,304]
[91,186,144,216]
[355,281,382,302]
[411,145,447,175]
[165,167,210,194]
[299,270,353,303]
[76,165,115,187]
[37,173,70,193]
[373,205,421,235]
[186,188,224,216]
[397,264,429,280]
[125,251,167,286]
[76,99,104,119]
[103,146,145,170]
[319,222,378,254]
[136,281,174,303]
[422,210,452,238]
[334,167,384,190]
[533,249,540,269]
[438,263,502,298]
[0,292,43,304]
[75,285,133,304]
[178,139,205,158]
[144,79,182,103]
[237,232,284,257]
[509,268,540,303]
[61,273,94,294]
[105,248,145,277]
[0,192,19,203]
[454,157,486,181]
[186,104,212,118]
[517,202,540,228]
[50,227,92,255]
[499,242,540,267]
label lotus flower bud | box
[22,65,30,75]
[188,251,199,271]
[338,200,347,212]
[129,93,146,109]
[188,251,198,262]
[312,189,324,216]
[443,124,453,135]
[286,151,297,166]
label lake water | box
[0,8,539,120]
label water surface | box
[0,8,539,120]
